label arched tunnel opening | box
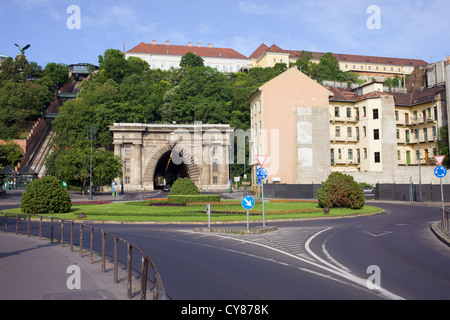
[153,149,189,189]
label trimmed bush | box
[168,194,221,204]
[20,176,72,214]
[317,172,365,210]
[169,178,200,195]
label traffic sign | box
[256,167,268,180]
[434,166,447,178]
[256,155,267,167]
[434,155,446,166]
[241,196,255,210]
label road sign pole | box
[261,181,265,227]
[441,178,444,223]
[247,209,249,230]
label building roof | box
[127,42,249,60]
[327,83,446,106]
[250,43,428,67]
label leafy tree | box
[46,141,122,195]
[43,63,70,89]
[180,52,204,68]
[169,177,200,195]
[437,126,449,167]
[0,141,23,168]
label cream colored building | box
[249,43,428,81]
[248,67,450,185]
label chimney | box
[208,43,212,48]
[166,40,170,46]
[152,40,156,45]
[188,42,192,47]
[197,42,201,47]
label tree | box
[0,141,23,168]
[437,126,449,167]
[180,52,204,68]
[43,63,70,89]
[46,141,122,194]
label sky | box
[0,0,449,68]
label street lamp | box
[86,126,96,200]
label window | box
[374,129,379,140]
[331,149,335,163]
[125,177,130,184]
[364,148,367,159]
[213,162,218,172]
[423,128,428,141]
[335,126,341,137]
[397,150,401,160]
[373,109,379,119]
[396,129,400,139]
[347,127,352,137]
[259,120,261,134]
[335,106,340,117]
[125,159,130,172]
[374,152,381,163]
[362,107,366,117]
[432,126,437,138]
[363,126,367,137]
[395,111,399,121]
[348,149,353,160]
[125,147,131,155]
[213,176,218,184]
[347,107,351,118]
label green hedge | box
[168,194,221,204]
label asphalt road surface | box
[86,202,450,300]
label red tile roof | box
[127,42,249,60]
[251,43,428,67]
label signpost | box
[434,156,447,222]
[256,157,268,227]
[241,196,255,230]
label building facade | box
[109,123,233,191]
[125,41,251,73]
[249,43,428,82]
[249,65,450,185]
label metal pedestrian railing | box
[1,213,167,300]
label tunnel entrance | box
[153,149,189,189]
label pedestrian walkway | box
[0,232,125,300]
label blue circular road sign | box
[241,196,255,210]
[434,166,447,178]
[256,167,268,180]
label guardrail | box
[442,206,450,233]
[1,213,167,300]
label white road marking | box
[180,228,405,300]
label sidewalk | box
[0,232,126,300]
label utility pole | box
[86,127,96,200]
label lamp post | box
[86,127,96,200]
[410,120,423,202]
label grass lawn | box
[1,199,383,223]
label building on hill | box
[248,62,450,186]
[249,43,428,83]
[125,41,251,73]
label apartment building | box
[249,65,449,185]
[125,41,250,73]
[249,43,428,81]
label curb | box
[430,221,450,247]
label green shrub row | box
[168,194,221,204]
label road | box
[2,191,450,300]
[90,202,450,300]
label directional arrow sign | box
[256,167,268,180]
[241,196,255,210]
[434,155,446,166]
[434,166,447,179]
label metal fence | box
[258,182,450,203]
[0,213,167,300]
